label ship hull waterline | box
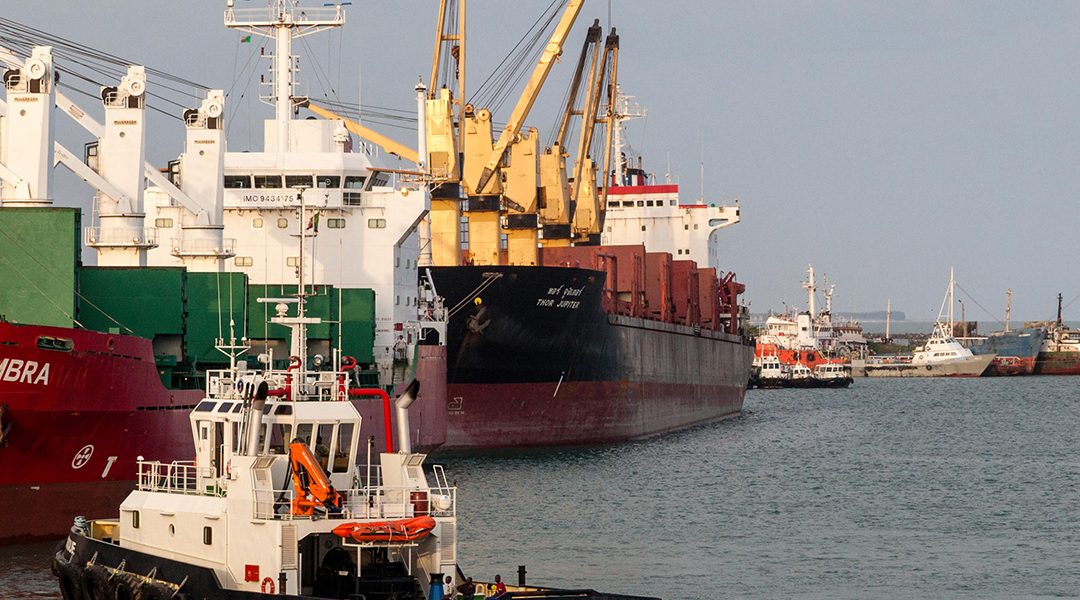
[428,265,754,451]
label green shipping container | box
[0,208,80,328]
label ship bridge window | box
[316,423,335,471]
[295,423,314,447]
[275,405,293,415]
[217,403,232,413]
[344,175,366,189]
[646,200,654,206]
[254,175,283,188]
[195,401,216,412]
[224,175,252,189]
[332,422,355,473]
[316,175,341,188]
[285,175,314,188]
[36,336,73,352]
[155,218,174,228]
[268,423,293,454]
[622,201,633,207]
[369,172,391,188]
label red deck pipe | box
[349,387,394,453]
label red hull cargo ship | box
[431,245,753,450]
[0,322,201,542]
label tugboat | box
[51,198,459,598]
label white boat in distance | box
[860,269,995,378]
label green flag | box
[241,35,252,43]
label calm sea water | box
[7,378,1080,599]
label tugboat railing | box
[136,460,217,496]
[252,485,457,521]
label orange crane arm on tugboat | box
[288,440,344,516]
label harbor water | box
[5,377,1079,599]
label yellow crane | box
[297,99,418,164]
[540,21,619,246]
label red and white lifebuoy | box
[261,576,275,594]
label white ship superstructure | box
[600,88,739,269]
[141,1,430,378]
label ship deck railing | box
[865,355,913,365]
[136,460,210,496]
[205,368,352,402]
[252,484,457,522]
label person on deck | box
[488,574,507,599]
[456,576,475,599]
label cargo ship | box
[414,6,753,448]
[0,2,445,541]
[967,328,1043,376]
[433,252,752,449]
[1034,293,1080,375]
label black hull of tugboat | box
[55,531,264,600]
[53,529,422,600]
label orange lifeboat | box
[332,516,436,543]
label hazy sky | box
[5,1,1080,324]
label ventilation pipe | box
[394,380,420,454]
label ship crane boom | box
[472,0,585,193]
[298,98,419,164]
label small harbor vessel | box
[861,270,994,378]
[813,363,854,388]
[751,265,856,388]
[51,296,457,599]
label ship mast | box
[885,299,891,341]
[948,266,955,331]
[1004,288,1012,333]
[224,0,345,154]
[803,264,816,318]
[611,86,645,185]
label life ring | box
[261,576,275,594]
